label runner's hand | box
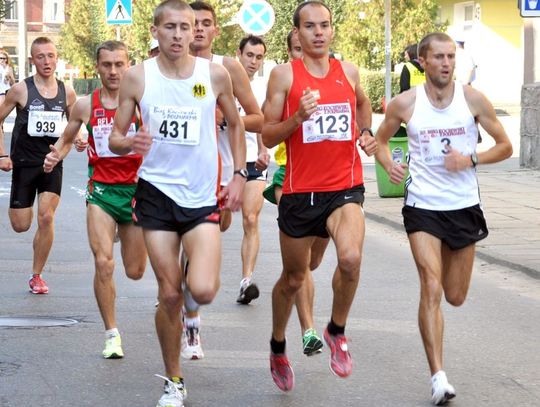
[74,136,88,152]
[43,145,60,173]
[132,126,153,156]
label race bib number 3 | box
[419,127,472,165]
[302,103,352,144]
[93,123,136,158]
[149,105,201,146]
[28,111,63,137]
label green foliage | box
[335,0,446,70]
[360,70,399,114]
[72,78,102,96]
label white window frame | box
[454,1,475,31]
[5,0,18,21]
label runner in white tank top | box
[375,32,512,406]
[108,3,246,406]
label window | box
[5,0,18,20]
[44,0,64,23]
[454,2,475,30]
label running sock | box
[327,318,345,336]
[183,285,200,312]
[105,327,120,339]
[184,315,200,329]
[270,337,286,355]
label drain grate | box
[0,316,79,328]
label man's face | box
[295,4,333,58]
[191,9,218,52]
[151,6,194,59]
[237,42,265,79]
[96,49,129,91]
[420,40,456,88]
[30,43,58,78]
[288,33,302,60]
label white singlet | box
[138,57,218,208]
[238,75,266,162]
[405,82,480,210]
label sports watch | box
[234,168,248,178]
[470,152,478,168]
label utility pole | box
[17,0,27,79]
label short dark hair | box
[405,43,418,61]
[154,0,193,26]
[293,1,332,28]
[189,0,217,24]
[286,31,294,51]
[96,40,128,62]
[238,35,266,54]
[30,37,55,56]
[418,32,454,58]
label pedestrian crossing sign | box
[520,0,540,17]
[106,0,132,25]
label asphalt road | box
[0,138,539,406]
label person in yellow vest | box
[399,43,425,93]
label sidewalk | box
[363,158,540,279]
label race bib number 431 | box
[28,111,63,137]
[149,105,201,146]
[302,103,352,144]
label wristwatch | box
[470,152,478,168]
[233,168,248,178]
[360,128,374,137]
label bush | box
[73,78,102,96]
[360,70,400,113]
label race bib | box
[149,105,201,146]
[302,103,352,144]
[93,122,136,158]
[419,127,472,165]
[28,111,63,138]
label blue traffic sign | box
[520,0,540,17]
[106,0,132,25]
[238,0,275,36]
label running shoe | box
[270,353,294,392]
[102,334,124,359]
[323,328,352,378]
[431,371,456,405]
[236,278,260,304]
[29,274,49,294]
[155,374,187,407]
[181,325,204,360]
[302,328,323,356]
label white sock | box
[105,328,119,339]
[184,316,200,329]
[431,370,447,386]
[240,277,251,288]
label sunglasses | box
[0,57,7,60]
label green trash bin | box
[375,126,409,198]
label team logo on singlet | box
[192,83,207,99]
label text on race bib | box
[419,126,473,165]
[93,122,136,158]
[149,105,201,146]
[302,103,352,144]
[28,111,63,138]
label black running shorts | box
[10,165,63,208]
[278,185,365,238]
[402,204,489,250]
[132,178,219,235]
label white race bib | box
[93,122,136,157]
[28,111,63,138]
[302,103,352,144]
[149,105,201,146]
[418,126,472,165]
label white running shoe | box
[181,325,204,360]
[155,374,186,407]
[431,371,456,405]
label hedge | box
[360,70,400,113]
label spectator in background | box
[149,38,160,58]
[0,49,16,105]
[454,39,476,85]
[399,43,425,93]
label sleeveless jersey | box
[405,82,480,210]
[213,54,234,186]
[0,65,10,94]
[238,75,266,162]
[86,89,142,184]
[274,142,287,166]
[138,57,219,208]
[283,58,362,194]
[11,77,67,167]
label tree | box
[335,0,446,70]
[60,0,114,78]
